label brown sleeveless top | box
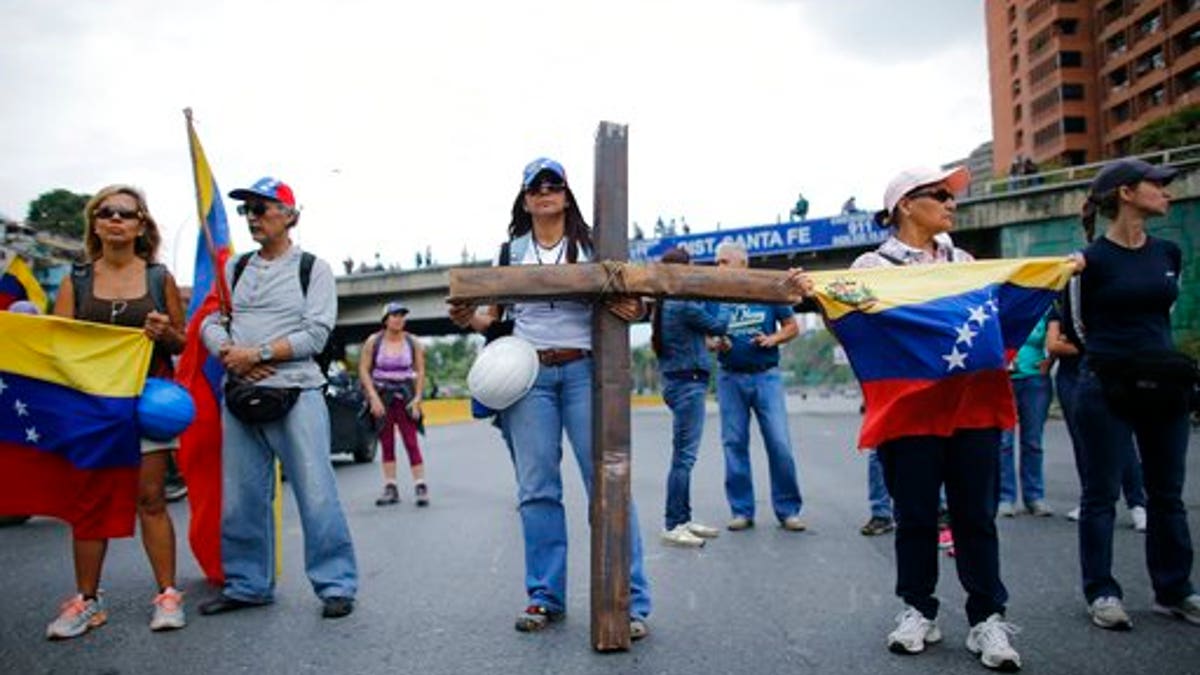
[74,264,174,377]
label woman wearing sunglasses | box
[48,185,187,638]
[852,167,1021,671]
[1072,158,1198,630]
[449,157,651,640]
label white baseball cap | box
[875,166,971,226]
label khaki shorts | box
[140,437,177,455]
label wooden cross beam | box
[448,123,804,652]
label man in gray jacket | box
[198,177,357,619]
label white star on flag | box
[968,305,989,326]
[0,376,7,396]
[14,400,28,416]
[25,427,40,444]
[955,323,978,347]
[986,298,999,313]
[942,346,968,371]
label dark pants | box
[878,429,1008,625]
[1074,363,1194,604]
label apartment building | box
[986,0,1200,176]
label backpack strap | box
[498,242,511,267]
[874,250,906,266]
[299,251,315,296]
[146,263,168,313]
[70,262,93,318]
[231,252,253,292]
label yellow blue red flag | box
[0,255,48,313]
[807,258,1074,449]
[0,313,152,537]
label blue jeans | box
[1074,364,1194,604]
[999,375,1051,506]
[662,375,709,530]
[716,368,803,522]
[503,357,652,619]
[1057,358,1145,508]
[220,389,358,602]
[878,429,1008,626]
[867,450,893,519]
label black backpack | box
[232,251,336,377]
[72,261,168,315]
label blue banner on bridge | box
[629,213,887,263]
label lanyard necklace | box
[534,237,566,309]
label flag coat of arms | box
[807,259,1074,449]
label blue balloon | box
[138,378,196,441]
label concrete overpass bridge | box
[333,156,1200,350]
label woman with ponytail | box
[1071,158,1199,630]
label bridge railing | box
[967,143,1200,200]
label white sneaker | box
[1066,506,1080,522]
[149,587,186,631]
[684,522,720,539]
[887,606,942,654]
[997,502,1016,518]
[1130,506,1147,532]
[1089,596,1132,630]
[46,594,107,640]
[966,614,1021,671]
[1152,593,1200,625]
[661,524,705,548]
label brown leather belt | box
[537,348,591,367]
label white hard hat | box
[467,336,539,411]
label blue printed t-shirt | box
[708,302,795,372]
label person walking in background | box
[709,241,807,533]
[997,314,1054,518]
[198,177,357,620]
[359,301,430,507]
[449,157,652,640]
[651,246,729,548]
[1072,158,1198,630]
[861,449,895,536]
[48,185,188,638]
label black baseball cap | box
[1089,158,1177,197]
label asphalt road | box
[2,397,1198,675]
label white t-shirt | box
[511,238,593,350]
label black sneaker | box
[374,484,399,507]
[321,597,354,619]
[415,483,429,507]
[860,516,895,536]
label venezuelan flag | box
[0,312,152,538]
[0,255,48,313]
[808,258,1073,449]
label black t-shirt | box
[1080,235,1181,358]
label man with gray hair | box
[709,241,806,531]
[198,177,358,620]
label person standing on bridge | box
[198,177,357,620]
[709,240,807,533]
[1072,158,1198,630]
[359,301,430,507]
[855,166,1021,671]
[448,157,652,640]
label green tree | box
[26,189,91,239]
[1130,104,1200,153]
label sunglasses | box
[524,181,567,196]
[94,207,140,221]
[236,202,271,217]
[906,188,956,203]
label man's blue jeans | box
[1074,364,1194,604]
[220,389,358,602]
[716,368,803,522]
[867,450,893,519]
[999,374,1051,506]
[662,375,709,530]
[504,357,652,619]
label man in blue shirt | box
[710,242,806,531]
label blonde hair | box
[82,184,162,262]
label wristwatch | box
[258,343,274,364]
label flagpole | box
[183,107,231,315]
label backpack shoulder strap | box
[874,250,905,266]
[498,242,511,267]
[299,251,316,296]
[70,262,93,318]
[146,262,168,313]
[369,331,383,369]
[231,252,253,291]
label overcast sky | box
[0,0,989,282]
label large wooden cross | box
[449,122,804,651]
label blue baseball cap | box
[1089,158,1177,197]
[229,176,296,207]
[522,157,567,189]
[381,301,410,321]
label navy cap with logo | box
[381,301,410,321]
[1089,158,1178,198]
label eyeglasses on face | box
[905,188,956,204]
[524,181,567,196]
[236,202,273,217]
[94,207,140,221]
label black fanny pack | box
[224,379,301,424]
[1091,350,1200,417]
